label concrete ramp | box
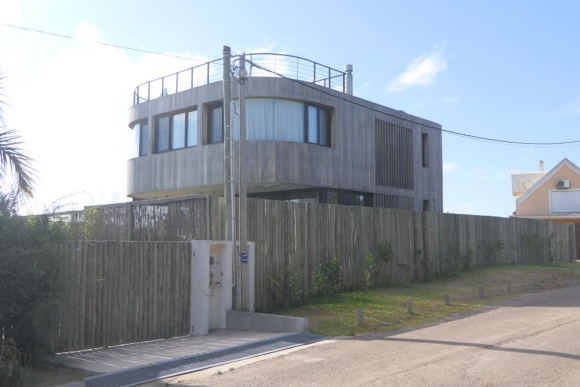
[84,332,326,387]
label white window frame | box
[549,189,580,214]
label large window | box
[133,120,148,157]
[208,102,223,144]
[155,110,197,153]
[249,188,371,207]
[213,98,331,147]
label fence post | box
[479,286,484,299]
[507,281,511,293]
[407,298,413,314]
[444,292,450,306]
[356,308,364,326]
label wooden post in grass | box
[407,298,413,314]
[479,286,484,299]
[571,268,574,275]
[444,292,450,306]
[507,281,511,293]
[356,308,364,326]
[552,272,556,280]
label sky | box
[1,0,579,217]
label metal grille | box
[84,332,327,387]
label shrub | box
[0,193,73,357]
[266,267,302,309]
[362,252,375,292]
[313,258,342,297]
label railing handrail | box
[132,53,346,105]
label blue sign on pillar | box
[241,251,248,264]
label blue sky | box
[1,0,579,216]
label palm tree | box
[0,68,36,197]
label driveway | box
[152,285,580,387]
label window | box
[208,102,223,144]
[305,104,330,146]
[422,133,429,168]
[551,190,580,213]
[249,188,371,207]
[423,199,431,212]
[155,110,197,153]
[133,120,149,157]
[223,98,331,146]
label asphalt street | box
[153,285,580,387]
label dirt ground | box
[152,284,580,387]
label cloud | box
[0,0,20,24]
[1,22,214,212]
[387,45,448,92]
[443,162,460,172]
[556,98,580,116]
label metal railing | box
[133,53,346,105]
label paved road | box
[158,285,580,387]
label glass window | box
[139,122,148,156]
[172,113,186,149]
[157,116,170,152]
[133,122,141,157]
[187,110,198,147]
[154,110,196,153]
[208,103,223,143]
[422,133,429,168]
[307,105,318,144]
[326,190,339,205]
[306,104,330,146]
[318,108,329,146]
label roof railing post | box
[147,82,150,101]
[191,67,194,89]
[176,72,179,93]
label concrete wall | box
[127,77,443,212]
[226,310,309,333]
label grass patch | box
[281,263,580,337]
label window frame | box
[304,103,331,147]
[134,120,149,157]
[207,102,224,144]
[154,108,198,153]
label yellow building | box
[511,158,580,259]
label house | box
[127,52,443,211]
[511,158,580,258]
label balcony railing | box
[133,53,346,105]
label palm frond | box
[0,129,36,197]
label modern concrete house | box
[511,158,580,258]
[127,53,443,211]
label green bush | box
[313,258,342,297]
[266,267,303,309]
[0,192,72,357]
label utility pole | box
[238,54,249,310]
[222,46,239,309]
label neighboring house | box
[127,53,443,211]
[511,158,580,258]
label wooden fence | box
[74,196,576,311]
[46,241,191,353]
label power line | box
[247,60,580,148]
[2,23,209,63]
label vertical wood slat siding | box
[375,119,414,190]
[49,241,191,353]
[207,197,576,311]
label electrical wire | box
[5,22,578,147]
[247,60,580,148]
[2,23,209,63]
